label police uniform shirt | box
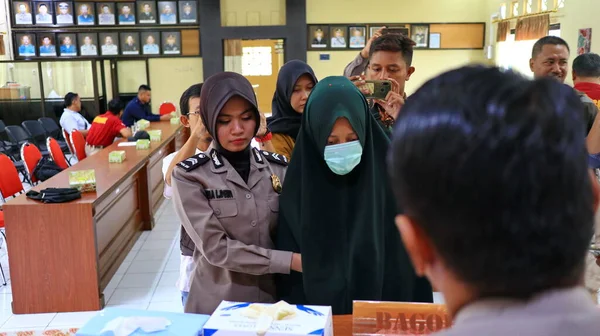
[171,146,291,314]
[15,12,32,24]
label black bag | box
[32,157,63,182]
[26,188,81,203]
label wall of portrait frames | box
[9,0,200,59]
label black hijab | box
[276,76,432,314]
[200,72,260,182]
[267,60,317,140]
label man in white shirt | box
[59,92,90,137]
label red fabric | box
[71,130,87,161]
[574,82,600,109]
[86,113,127,147]
[0,154,24,199]
[21,143,42,184]
[48,138,69,170]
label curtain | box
[497,21,510,42]
[515,14,550,41]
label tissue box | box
[68,169,96,192]
[136,119,150,130]
[170,117,180,125]
[148,130,162,142]
[76,308,210,336]
[136,139,151,149]
[108,150,126,163]
[203,301,333,336]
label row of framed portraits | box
[11,0,198,27]
[307,24,433,50]
[14,30,183,58]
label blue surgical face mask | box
[324,140,363,175]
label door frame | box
[199,0,307,79]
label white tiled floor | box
[0,199,185,332]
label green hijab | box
[276,76,432,314]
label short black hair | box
[107,99,125,115]
[64,92,79,107]
[138,84,151,92]
[388,66,594,299]
[179,83,203,116]
[532,36,570,58]
[39,4,47,8]
[573,53,600,77]
[369,33,416,66]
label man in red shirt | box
[573,53,600,110]
[85,99,132,156]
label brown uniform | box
[171,146,291,314]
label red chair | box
[70,130,87,161]
[159,102,176,115]
[0,211,7,285]
[0,153,25,203]
[21,142,42,185]
[47,137,69,170]
[62,128,75,156]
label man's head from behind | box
[366,33,416,94]
[64,92,81,111]
[388,66,597,316]
[572,53,600,84]
[107,99,125,117]
[138,85,151,103]
[530,36,570,83]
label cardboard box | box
[76,307,210,336]
[136,119,150,130]
[203,301,333,336]
[148,130,162,142]
[136,139,151,150]
[108,150,126,163]
[68,169,96,192]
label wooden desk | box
[333,315,352,336]
[3,121,186,314]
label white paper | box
[118,142,137,147]
[99,316,171,336]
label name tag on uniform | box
[205,189,234,200]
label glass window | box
[1,62,43,99]
[540,0,549,11]
[557,0,565,8]
[512,1,520,16]
[41,61,95,99]
[500,4,507,19]
[525,0,533,13]
[96,61,103,96]
[220,0,285,26]
[117,60,147,93]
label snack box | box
[148,129,162,142]
[203,301,333,336]
[68,169,96,192]
[136,139,151,150]
[108,150,126,163]
[170,117,180,125]
[136,119,150,130]
[76,307,210,336]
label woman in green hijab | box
[276,76,432,314]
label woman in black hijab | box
[171,72,302,314]
[276,76,432,315]
[263,60,317,160]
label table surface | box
[6,121,181,206]
[333,315,352,336]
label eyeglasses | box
[187,111,201,117]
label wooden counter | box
[333,315,352,336]
[3,121,186,314]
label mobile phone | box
[359,80,392,100]
[590,244,600,258]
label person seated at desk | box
[60,92,90,137]
[121,85,171,127]
[85,99,132,156]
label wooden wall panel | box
[182,29,200,56]
[429,23,485,49]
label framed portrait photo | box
[141,32,160,55]
[75,2,94,25]
[99,32,119,55]
[369,25,385,39]
[330,26,348,49]
[158,1,177,24]
[57,33,77,56]
[78,33,98,56]
[308,25,328,49]
[120,32,140,55]
[138,1,157,24]
[55,1,74,24]
[38,33,57,56]
[16,33,36,57]
[429,33,441,49]
[34,2,53,25]
[117,2,135,25]
[97,3,115,25]
[349,26,366,49]
[178,1,197,23]
[411,24,430,48]
[14,1,33,25]
[162,31,180,54]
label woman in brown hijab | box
[171,72,302,314]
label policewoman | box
[171,72,302,315]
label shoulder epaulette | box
[259,150,288,166]
[176,152,210,172]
